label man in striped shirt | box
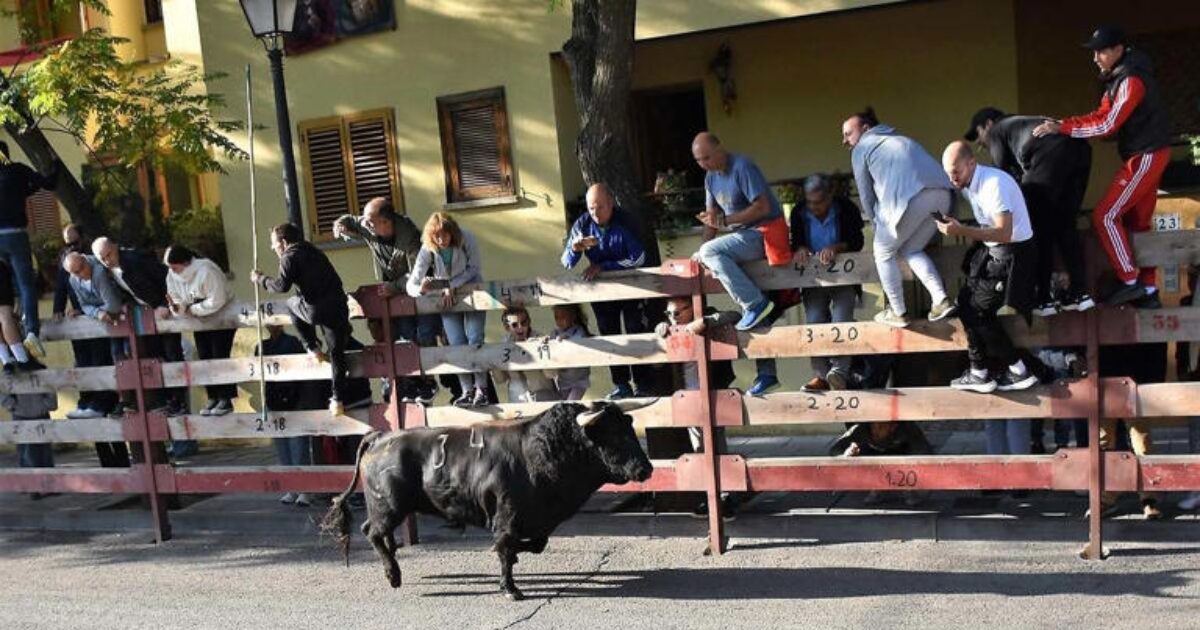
[1033,25,1171,308]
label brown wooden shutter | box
[24,189,60,236]
[437,87,516,203]
[300,108,404,240]
[347,116,398,208]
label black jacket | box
[829,422,933,457]
[261,240,346,311]
[788,196,864,254]
[0,162,52,230]
[985,115,1091,179]
[53,241,88,314]
[115,248,169,308]
[1103,48,1171,160]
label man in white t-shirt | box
[937,141,1041,394]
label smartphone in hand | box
[930,212,949,223]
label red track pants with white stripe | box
[1092,147,1170,285]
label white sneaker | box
[294,493,312,507]
[67,407,104,419]
[279,492,298,505]
[24,332,46,359]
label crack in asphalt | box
[494,546,616,630]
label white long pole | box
[246,64,268,422]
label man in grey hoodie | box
[842,107,956,328]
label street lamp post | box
[240,0,303,232]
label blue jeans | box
[985,419,1031,455]
[696,229,766,312]
[441,310,487,391]
[274,436,313,466]
[804,285,857,378]
[1190,417,1200,453]
[0,231,39,335]
[394,313,440,346]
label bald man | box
[333,197,439,403]
[938,141,1040,395]
[691,132,781,332]
[561,182,650,399]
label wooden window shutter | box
[300,108,403,241]
[24,189,60,236]
[437,87,516,203]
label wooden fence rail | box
[1,230,1198,556]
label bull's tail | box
[319,430,380,567]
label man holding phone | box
[561,182,650,399]
[938,141,1042,393]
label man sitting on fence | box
[561,182,651,400]
[691,132,787,334]
[938,141,1042,394]
[333,197,439,403]
[252,223,353,417]
[789,173,864,391]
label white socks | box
[0,344,11,365]
[5,343,29,363]
[1009,359,1027,375]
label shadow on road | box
[418,566,1200,600]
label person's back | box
[0,162,45,229]
[281,240,345,308]
[853,124,951,225]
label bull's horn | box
[614,399,655,413]
[576,409,604,427]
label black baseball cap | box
[964,107,1006,142]
[1082,25,1126,50]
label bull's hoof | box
[501,586,525,601]
[386,568,402,589]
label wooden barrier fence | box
[1,230,1198,557]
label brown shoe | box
[803,377,830,391]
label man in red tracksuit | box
[1034,25,1171,308]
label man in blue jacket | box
[561,182,649,399]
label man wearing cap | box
[1033,25,1171,308]
[966,108,1094,316]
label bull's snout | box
[632,460,653,482]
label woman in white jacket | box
[163,245,237,416]
[406,212,489,407]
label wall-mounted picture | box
[285,0,396,55]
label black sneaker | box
[1103,282,1149,307]
[416,378,438,404]
[470,388,489,408]
[452,391,474,408]
[1130,291,1162,310]
[950,369,998,394]
[1060,292,1095,312]
[1032,301,1059,317]
[997,368,1039,392]
[15,358,45,372]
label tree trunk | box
[3,121,105,237]
[561,0,661,266]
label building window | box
[436,87,516,205]
[17,0,81,45]
[144,0,163,25]
[298,108,404,241]
[24,189,60,237]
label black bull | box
[321,401,653,600]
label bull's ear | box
[576,409,604,427]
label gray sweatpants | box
[873,188,952,316]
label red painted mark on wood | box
[889,390,900,421]
[182,360,192,386]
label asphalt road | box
[1,531,1198,629]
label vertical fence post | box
[380,292,420,546]
[688,261,727,555]
[1084,305,1104,559]
[124,307,172,543]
